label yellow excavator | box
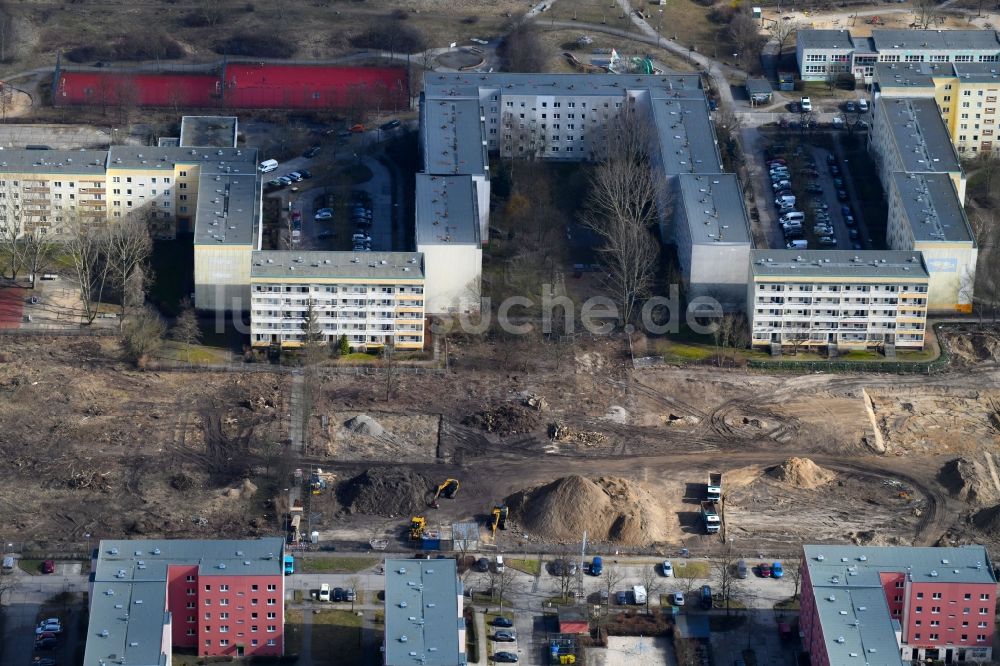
[489,505,509,537]
[429,479,460,508]
[409,516,426,541]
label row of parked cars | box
[350,190,374,252]
[317,584,356,602]
[34,616,62,653]
[267,169,313,192]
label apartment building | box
[384,558,466,666]
[887,172,977,312]
[800,544,996,665]
[675,173,752,310]
[249,250,425,350]
[415,174,482,314]
[876,61,1000,155]
[83,538,286,666]
[748,250,929,352]
[797,28,1000,84]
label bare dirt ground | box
[5,325,1000,556]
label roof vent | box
[930,570,938,577]
[858,555,867,561]
[135,599,143,605]
[399,601,408,608]
[105,588,115,596]
[101,630,110,637]
[816,554,825,561]
[836,636,846,644]
[941,559,949,565]
[828,595,836,602]
[152,548,160,555]
[400,635,408,643]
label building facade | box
[800,544,997,665]
[748,250,929,352]
[83,538,286,666]
[249,251,425,350]
[384,558,465,666]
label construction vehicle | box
[867,15,883,25]
[701,501,721,534]
[429,479,460,508]
[707,472,723,502]
[409,516,427,541]
[489,505,509,536]
[310,468,335,495]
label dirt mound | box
[768,457,835,489]
[972,504,1000,532]
[345,414,386,437]
[507,475,668,546]
[338,468,433,516]
[463,405,539,435]
[938,457,999,506]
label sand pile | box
[769,457,835,489]
[337,468,433,516]
[463,405,539,435]
[345,414,385,437]
[507,475,668,546]
[938,457,999,506]
[222,478,258,500]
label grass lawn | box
[673,560,710,579]
[299,556,379,574]
[159,341,231,365]
[338,351,382,363]
[774,596,801,610]
[18,559,44,575]
[285,609,304,656]
[542,595,577,607]
[506,558,541,576]
[311,609,363,662]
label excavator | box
[409,516,426,541]
[489,505,509,537]
[429,479,460,508]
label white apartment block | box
[249,251,425,350]
[887,172,977,312]
[797,29,1000,83]
[749,250,930,352]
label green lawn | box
[674,561,710,579]
[18,559,44,575]
[159,341,232,364]
[506,558,541,576]
[299,557,379,574]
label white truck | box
[632,585,647,605]
[701,501,721,534]
[707,472,722,502]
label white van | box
[857,98,869,112]
[259,159,278,173]
[2,556,14,573]
[786,240,808,249]
[775,195,795,207]
[495,555,505,572]
[780,212,805,223]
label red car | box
[758,562,773,577]
[41,560,55,574]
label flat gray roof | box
[251,250,424,280]
[180,116,239,148]
[678,174,751,245]
[0,148,107,176]
[84,538,285,666]
[891,172,974,244]
[872,29,1000,52]
[876,97,961,174]
[797,29,855,51]
[422,72,703,99]
[650,95,723,175]
[952,61,1000,82]
[813,584,904,666]
[415,174,481,245]
[384,558,464,666]
[421,98,487,176]
[804,544,996,586]
[745,78,773,95]
[751,250,929,279]
[107,145,257,172]
[875,62,937,88]
[193,170,260,246]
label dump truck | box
[701,501,721,534]
[707,472,722,501]
[409,516,426,541]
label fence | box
[0,326,115,338]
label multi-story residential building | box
[748,250,929,352]
[249,250,425,350]
[83,538,286,666]
[797,28,1000,84]
[384,558,466,666]
[869,96,966,201]
[674,173,752,310]
[887,172,977,312]
[875,61,1000,155]
[800,544,997,665]
[415,174,482,314]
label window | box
[267,625,277,632]
[931,606,941,614]
[251,585,259,592]
[220,639,229,646]
[186,602,195,609]
[914,633,921,641]
[251,639,259,647]
[980,607,989,614]
[179,171,187,177]
[179,183,187,189]
[267,584,276,592]
[187,588,196,596]
[186,575,195,582]
[915,606,923,613]
[219,612,229,620]
[187,629,195,636]
[917,593,924,599]
[220,626,229,633]
[932,592,942,599]
[220,598,229,606]
[267,598,276,605]
[930,620,940,627]
[204,613,211,620]
[126,177,132,183]
[267,639,276,646]
[267,612,276,620]
[981,593,990,600]
[929,633,940,640]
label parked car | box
[701,585,713,609]
[800,97,812,112]
[736,559,748,579]
[41,560,55,574]
[672,591,685,606]
[845,100,856,113]
[494,652,518,663]
[858,99,869,112]
[662,560,673,577]
[345,589,356,602]
[844,215,856,226]
[299,169,312,179]
[492,616,514,628]
[314,210,333,221]
[616,591,628,605]
[303,146,321,158]
[277,176,292,186]
[819,236,838,246]
[772,562,784,579]
[380,119,402,131]
[830,165,841,176]
[837,189,849,201]
[493,631,516,642]
[476,557,490,572]
[333,587,346,602]
[318,584,331,602]
[833,177,844,188]
[849,228,859,240]
[758,562,772,577]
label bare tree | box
[106,215,153,326]
[728,8,766,72]
[498,22,547,73]
[24,230,56,288]
[602,564,625,607]
[122,305,166,367]
[710,547,747,615]
[382,338,398,401]
[768,20,799,59]
[171,298,202,363]
[977,151,1000,200]
[583,102,661,325]
[348,574,362,610]
[553,556,575,602]
[913,0,943,30]
[638,564,662,614]
[67,215,111,325]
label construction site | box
[2,325,1000,556]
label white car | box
[662,560,673,577]
[672,591,685,606]
[800,97,813,112]
[318,583,331,602]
